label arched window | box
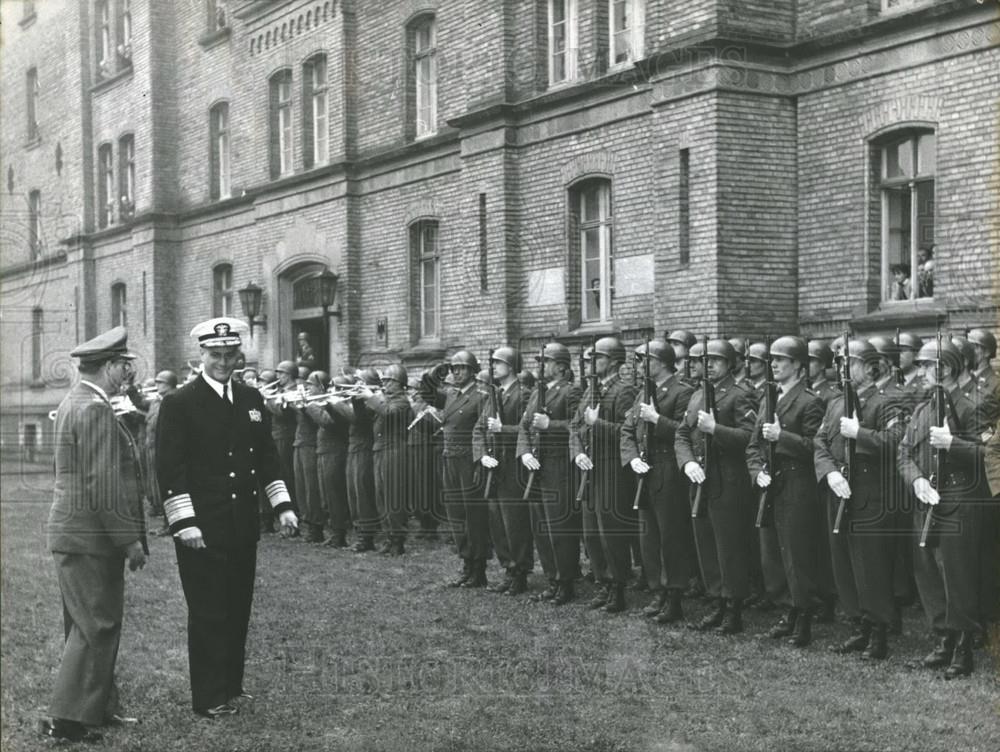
[876,129,935,301]
[570,179,614,322]
[213,263,233,316]
[302,54,328,168]
[111,282,127,327]
[210,102,231,199]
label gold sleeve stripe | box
[265,480,292,508]
[163,494,195,526]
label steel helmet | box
[307,370,330,389]
[916,339,963,374]
[665,330,697,349]
[951,337,975,371]
[450,350,480,372]
[728,337,748,359]
[845,338,879,363]
[967,328,997,359]
[688,340,705,359]
[490,346,521,371]
[747,342,769,363]
[539,342,571,366]
[635,339,675,368]
[593,336,626,363]
[706,338,737,369]
[360,367,383,386]
[896,331,924,352]
[259,369,277,384]
[769,336,808,366]
[276,360,297,377]
[383,363,409,385]
[808,339,834,369]
[867,336,899,367]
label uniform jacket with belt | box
[516,378,581,464]
[745,379,825,478]
[369,391,414,453]
[48,382,146,556]
[473,380,528,464]
[439,384,487,459]
[674,374,755,501]
[620,374,692,496]
[156,376,292,547]
[305,401,350,456]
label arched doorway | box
[276,262,330,373]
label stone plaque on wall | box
[527,267,565,307]
[613,254,655,297]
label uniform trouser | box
[317,449,350,533]
[146,446,163,516]
[539,465,579,582]
[346,450,379,537]
[917,497,990,632]
[693,515,722,597]
[825,490,861,619]
[913,523,947,633]
[759,525,791,607]
[695,482,753,601]
[492,463,534,574]
[273,436,296,516]
[845,466,900,625]
[50,553,125,726]
[814,483,838,604]
[175,542,256,711]
[442,455,490,561]
[374,447,408,541]
[979,503,1000,625]
[408,443,443,529]
[641,479,696,592]
[294,445,323,527]
[530,482,557,579]
[583,495,609,583]
[772,468,822,610]
[592,471,637,585]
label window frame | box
[876,129,935,303]
[574,180,614,324]
[98,143,114,228]
[28,189,42,260]
[210,101,231,199]
[413,18,438,139]
[111,282,127,327]
[213,263,234,317]
[118,134,135,218]
[31,307,43,383]
[548,0,578,86]
[411,220,441,341]
[269,69,294,178]
[26,67,39,142]
[310,55,329,165]
[609,0,645,68]
[97,0,111,71]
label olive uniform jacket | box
[156,376,292,547]
[620,374,693,498]
[515,378,582,490]
[48,382,146,556]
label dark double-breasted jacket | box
[156,376,292,548]
[620,374,693,498]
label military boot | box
[768,608,799,639]
[861,622,888,660]
[921,631,957,669]
[690,598,726,631]
[553,580,576,605]
[715,600,743,635]
[323,531,348,548]
[642,590,668,618]
[351,536,375,553]
[943,631,974,679]
[487,573,513,594]
[588,583,612,610]
[788,611,812,648]
[388,538,405,556]
[506,573,528,596]
[830,618,871,655]
[462,559,488,588]
[531,579,559,602]
[447,560,472,588]
[601,584,627,614]
[655,592,684,624]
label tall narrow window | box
[206,0,228,31]
[573,180,613,322]
[31,308,43,383]
[28,190,42,259]
[98,143,114,227]
[478,193,488,292]
[411,220,440,340]
[269,70,293,178]
[302,55,328,168]
[26,68,39,141]
[879,130,935,301]
[97,1,111,73]
[678,148,690,265]
[548,0,577,85]
[111,282,127,327]
[213,264,233,317]
[117,0,132,63]
[210,102,231,199]
[610,0,644,66]
[118,134,135,219]
[414,18,437,138]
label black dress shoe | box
[232,690,254,701]
[643,591,668,617]
[196,703,238,719]
[787,611,812,648]
[601,584,626,613]
[655,593,684,624]
[922,631,957,669]
[861,623,888,660]
[531,581,559,602]
[505,573,528,596]
[461,560,488,588]
[689,598,726,631]
[487,576,513,594]
[351,537,375,553]
[943,631,974,679]
[323,532,348,548]
[814,596,837,624]
[830,621,871,654]
[553,581,576,605]
[447,562,472,588]
[768,609,798,639]
[39,719,103,742]
[715,601,743,635]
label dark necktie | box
[222,383,233,411]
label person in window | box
[917,246,934,298]
[296,332,318,372]
[890,263,912,300]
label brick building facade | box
[1,0,997,458]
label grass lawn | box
[2,470,998,752]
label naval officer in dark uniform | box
[157,317,298,718]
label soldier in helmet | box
[289,370,326,542]
[729,338,750,386]
[263,360,300,532]
[327,367,382,551]
[359,364,413,555]
[666,330,697,385]
[808,340,841,408]
[897,332,925,393]
[473,346,532,595]
[745,342,769,394]
[967,328,999,399]
[815,338,909,660]
[674,339,757,634]
[306,375,352,548]
[620,339,694,621]
[744,335,826,647]
[899,338,993,678]
[687,339,705,388]
[517,342,582,602]
[570,336,638,612]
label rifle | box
[832,329,854,534]
[894,327,905,386]
[919,329,951,547]
[523,343,547,500]
[633,340,653,511]
[691,335,713,518]
[575,337,597,503]
[482,349,499,500]
[754,335,777,528]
